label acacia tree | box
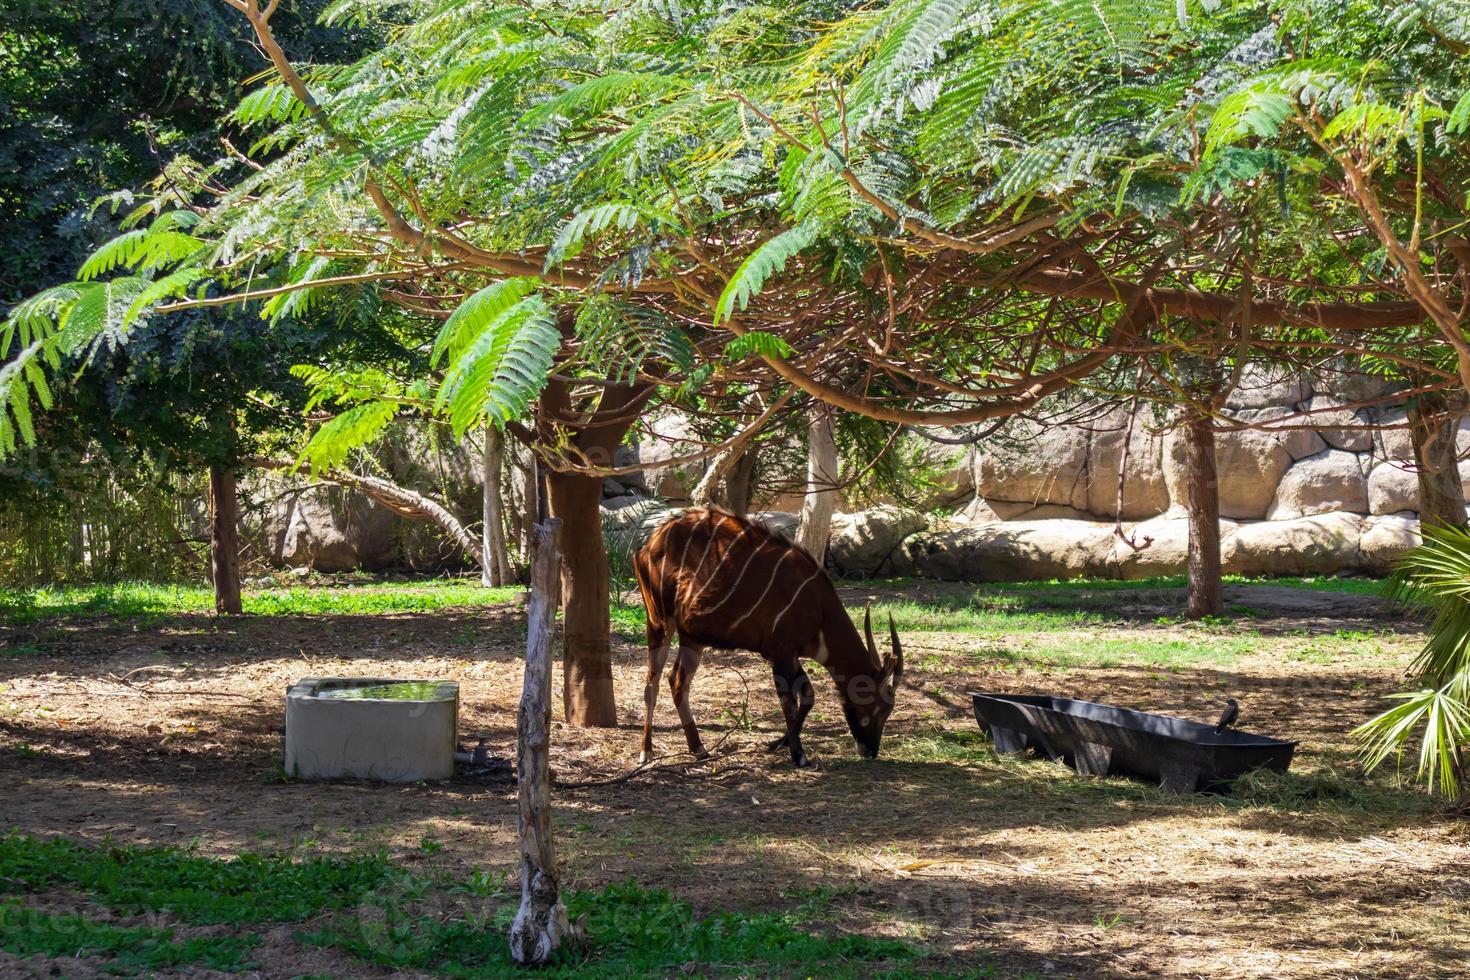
[0,0,1148,720]
[5,0,1464,704]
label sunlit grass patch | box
[307,879,915,978]
[0,836,917,978]
[0,580,524,626]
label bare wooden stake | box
[510,519,571,965]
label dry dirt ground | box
[2,582,1467,978]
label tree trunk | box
[482,426,512,586]
[724,445,758,516]
[545,467,617,727]
[796,408,839,566]
[536,376,652,727]
[509,519,571,965]
[1182,414,1224,619]
[209,462,243,616]
[1407,395,1467,530]
[511,442,536,566]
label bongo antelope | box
[632,508,903,767]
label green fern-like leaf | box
[573,296,696,382]
[297,400,401,474]
[435,292,559,435]
[430,278,542,368]
[714,222,818,324]
[722,331,793,362]
[546,204,657,270]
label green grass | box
[308,879,915,978]
[0,835,917,978]
[972,573,1387,597]
[0,580,524,626]
[0,834,397,924]
[604,573,1399,669]
[0,901,259,973]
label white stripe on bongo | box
[768,565,826,634]
[729,548,798,630]
[685,521,747,609]
[701,527,767,615]
[691,516,738,588]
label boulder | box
[1109,515,1240,580]
[1111,515,1189,580]
[1360,513,1421,574]
[1082,406,1170,519]
[901,519,1118,581]
[637,413,705,501]
[1366,407,1414,461]
[975,420,1090,510]
[1233,406,1327,462]
[1367,460,1419,515]
[828,506,929,577]
[1163,424,1293,519]
[600,496,676,555]
[256,484,396,572]
[984,501,1098,521]
[751,510,800,539]
[1267,450,1369,519]
[1302,395,1373,453]
[911,437,976,508]
[613,443,649,495]
[1224,364,1313,410]
[1317,370,1393,406]
[958,496,1004,523]
[1221,512,1366,576]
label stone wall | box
[601,370,1440,582]
[233,369,1442,580]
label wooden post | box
[510,519,570,965]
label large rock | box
[1083,407,1170,519]
[1366,407,1414,461]
[1224,364,1313,410]
[912,437,975,508]
[828,506,928,577]
[975,420,1090,510]
[601,496,676,555]
[637,414,705,501]
[1367,460,1419,515]
[1360,513,1420,574]
[1267,450,1369,519]
[1222,512,1366,576]
[1111,515,1189,580]
[255,483,396,572]
[1163,424,1293,519]
[751,510,800,539]
[1109,515,1240,580]
[984,501,1098,521]
[1302,396,1373,452]
[901,519,1118,581]
[1234,406,1327,461]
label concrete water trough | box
[970,692,1296,793]
[285,677,459,782]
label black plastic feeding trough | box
[969,693,1296,794]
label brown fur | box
[633,508,902,766]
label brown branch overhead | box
[217,0,1447,435]
[1014,269,1428,331]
